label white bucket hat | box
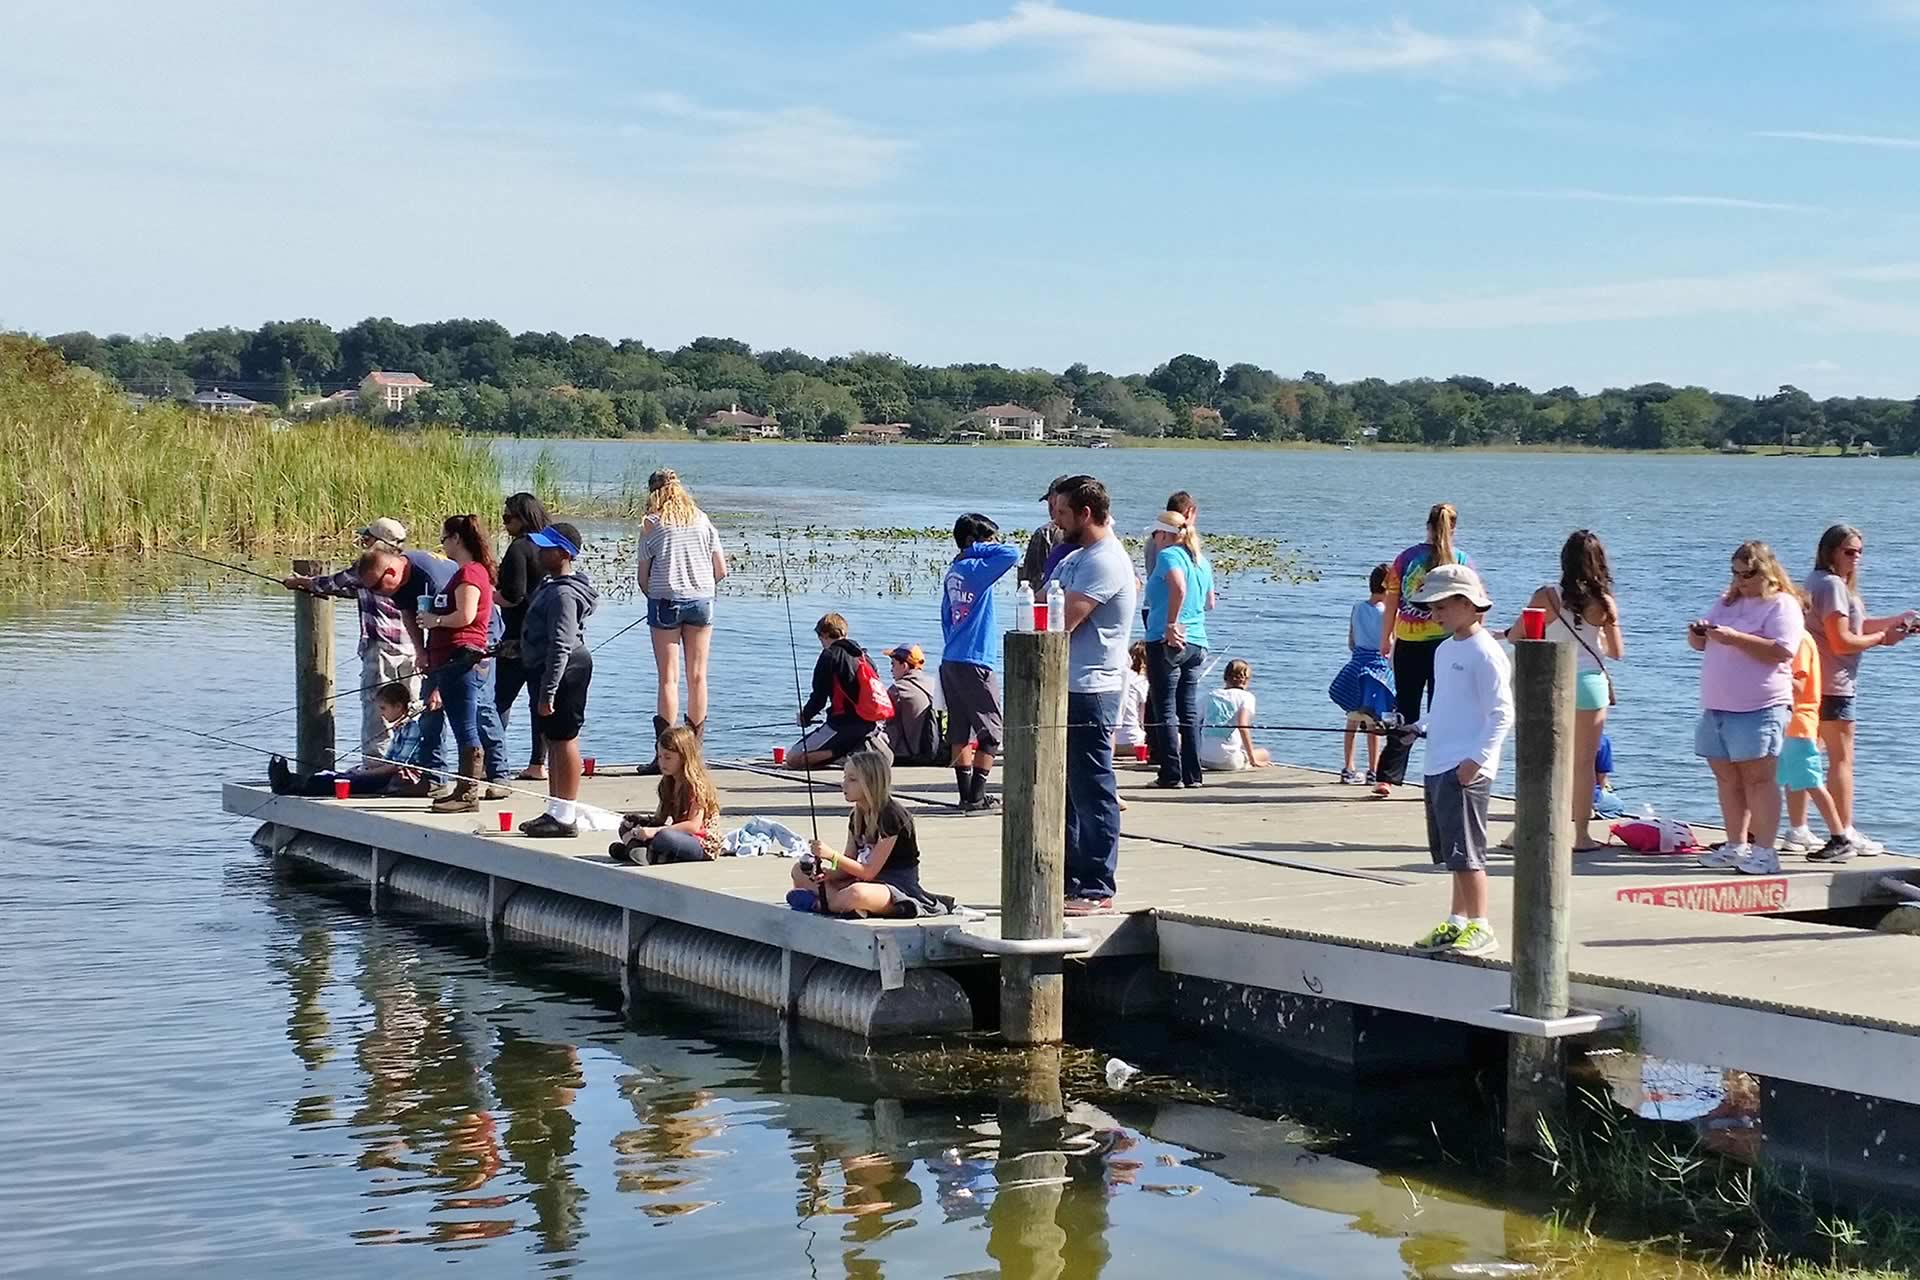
[1409,562,1491,609]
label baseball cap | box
[1408,563,1491,609]
[887,643,924,667]
[527,526,581,557]
[357,516,407,546]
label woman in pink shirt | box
[1690,541,1804,873]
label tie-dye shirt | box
[1386,542,1472,644]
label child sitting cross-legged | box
[268,681,429,797]
[787,750,954,918]
[609,725,723,864]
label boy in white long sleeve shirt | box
[1407,564,1514,958]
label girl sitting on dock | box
[789,750,953,918]
[1199,659,1272,772]
[610,725,723,864]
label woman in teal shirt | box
[1144,512,1216,788]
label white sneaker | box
[1848,830,1885,857]
[1697,842,1745,870]
[1736,846,1782,875]
[1778,826,1817,855]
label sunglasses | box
[1731,566,1760,580]
[1839,547,1863,559]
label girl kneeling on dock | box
[790,750,954,918]
[610,725,723,864]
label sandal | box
[517,813,577,839]
[515,767,547,781]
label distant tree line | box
[29,318,1920,452]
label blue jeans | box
[418,651,507,778]
[1065,689,1123,901]
[1146,640,1207,786]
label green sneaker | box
[1448,922,1498,957]
[1412,921,1462,953]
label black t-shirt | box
[849,802,922,893]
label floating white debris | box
[1104,1057,1141,1089]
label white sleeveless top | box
[1542,589,1605,674]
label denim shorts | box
[1818,695,1855,724]
[1776,737,1826,791]
[647,596,714,629]
[1694,705,1788,762]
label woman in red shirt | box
[417,514,498,813]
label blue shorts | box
[1819,695,1855,724]
[1776,737,1826,791]
[1694,706,1788,762]
[647,596,714,630]
[1575,671,1611,712]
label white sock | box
[1447,914,1468,927]
[1469,917,1489,930]
[547,797,576,824]
[1844,826,1862,841]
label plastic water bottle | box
[1045,580,1066,633]
[1014,580,1035,632]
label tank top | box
[1542,588,1605,675]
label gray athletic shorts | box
[939,661,1003,754]
[1424,769,1491,872]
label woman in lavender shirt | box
[1690,541,1803,876]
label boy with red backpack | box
[787,612,894,770]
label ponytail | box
[1427,502,1457,566]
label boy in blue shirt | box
[941,513,1021,811]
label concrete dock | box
[230,759,1920,1113]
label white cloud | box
[624,92,909,188]
[1754,129,1920,150]
[909,2,1589,90]
[1344,263,1920,334]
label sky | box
[4,1,1919,398]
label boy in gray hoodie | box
[516,523,600,837]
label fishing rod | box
[773,522,826,912]
[169,547,298,587]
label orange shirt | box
[1786,633,1822,741]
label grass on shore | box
[0,336,500,560]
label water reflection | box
[259,879,1687,1278]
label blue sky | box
[4,1,1919,397]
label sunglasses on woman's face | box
[1731,565,1760,580]
[1840,546,1863,559]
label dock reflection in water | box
[257,872,1578,1280]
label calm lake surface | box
[3,442,1912,1277]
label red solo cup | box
[1033,603,1049,631]
[1134,743,1149,762]
[583,756,597,777]
[773,746,787,765]
[968,739,979,751]
[1520,607,1547,641]
[332,778,350,800]
[497,810,513,832]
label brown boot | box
[431,749,483,813]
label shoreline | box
[486,433,1906,459]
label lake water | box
[2,441,1910,1277]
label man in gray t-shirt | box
[1047,474,1137,912]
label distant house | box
[1360,425,1380,440]
[851,421,908,444]
[193,388,264,415]
[702,404,782,438]
[965,402,1045,440]
[361,370,432,413]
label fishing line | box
[772,522,827,912]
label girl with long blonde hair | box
[635,468,729,772]
[610,724,723,863]
[790,750,949,917]
[1690,540,1807,875]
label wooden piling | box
[999,630,1069,1044]
[1505,637,1576,1151]
[291,558,336,778]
